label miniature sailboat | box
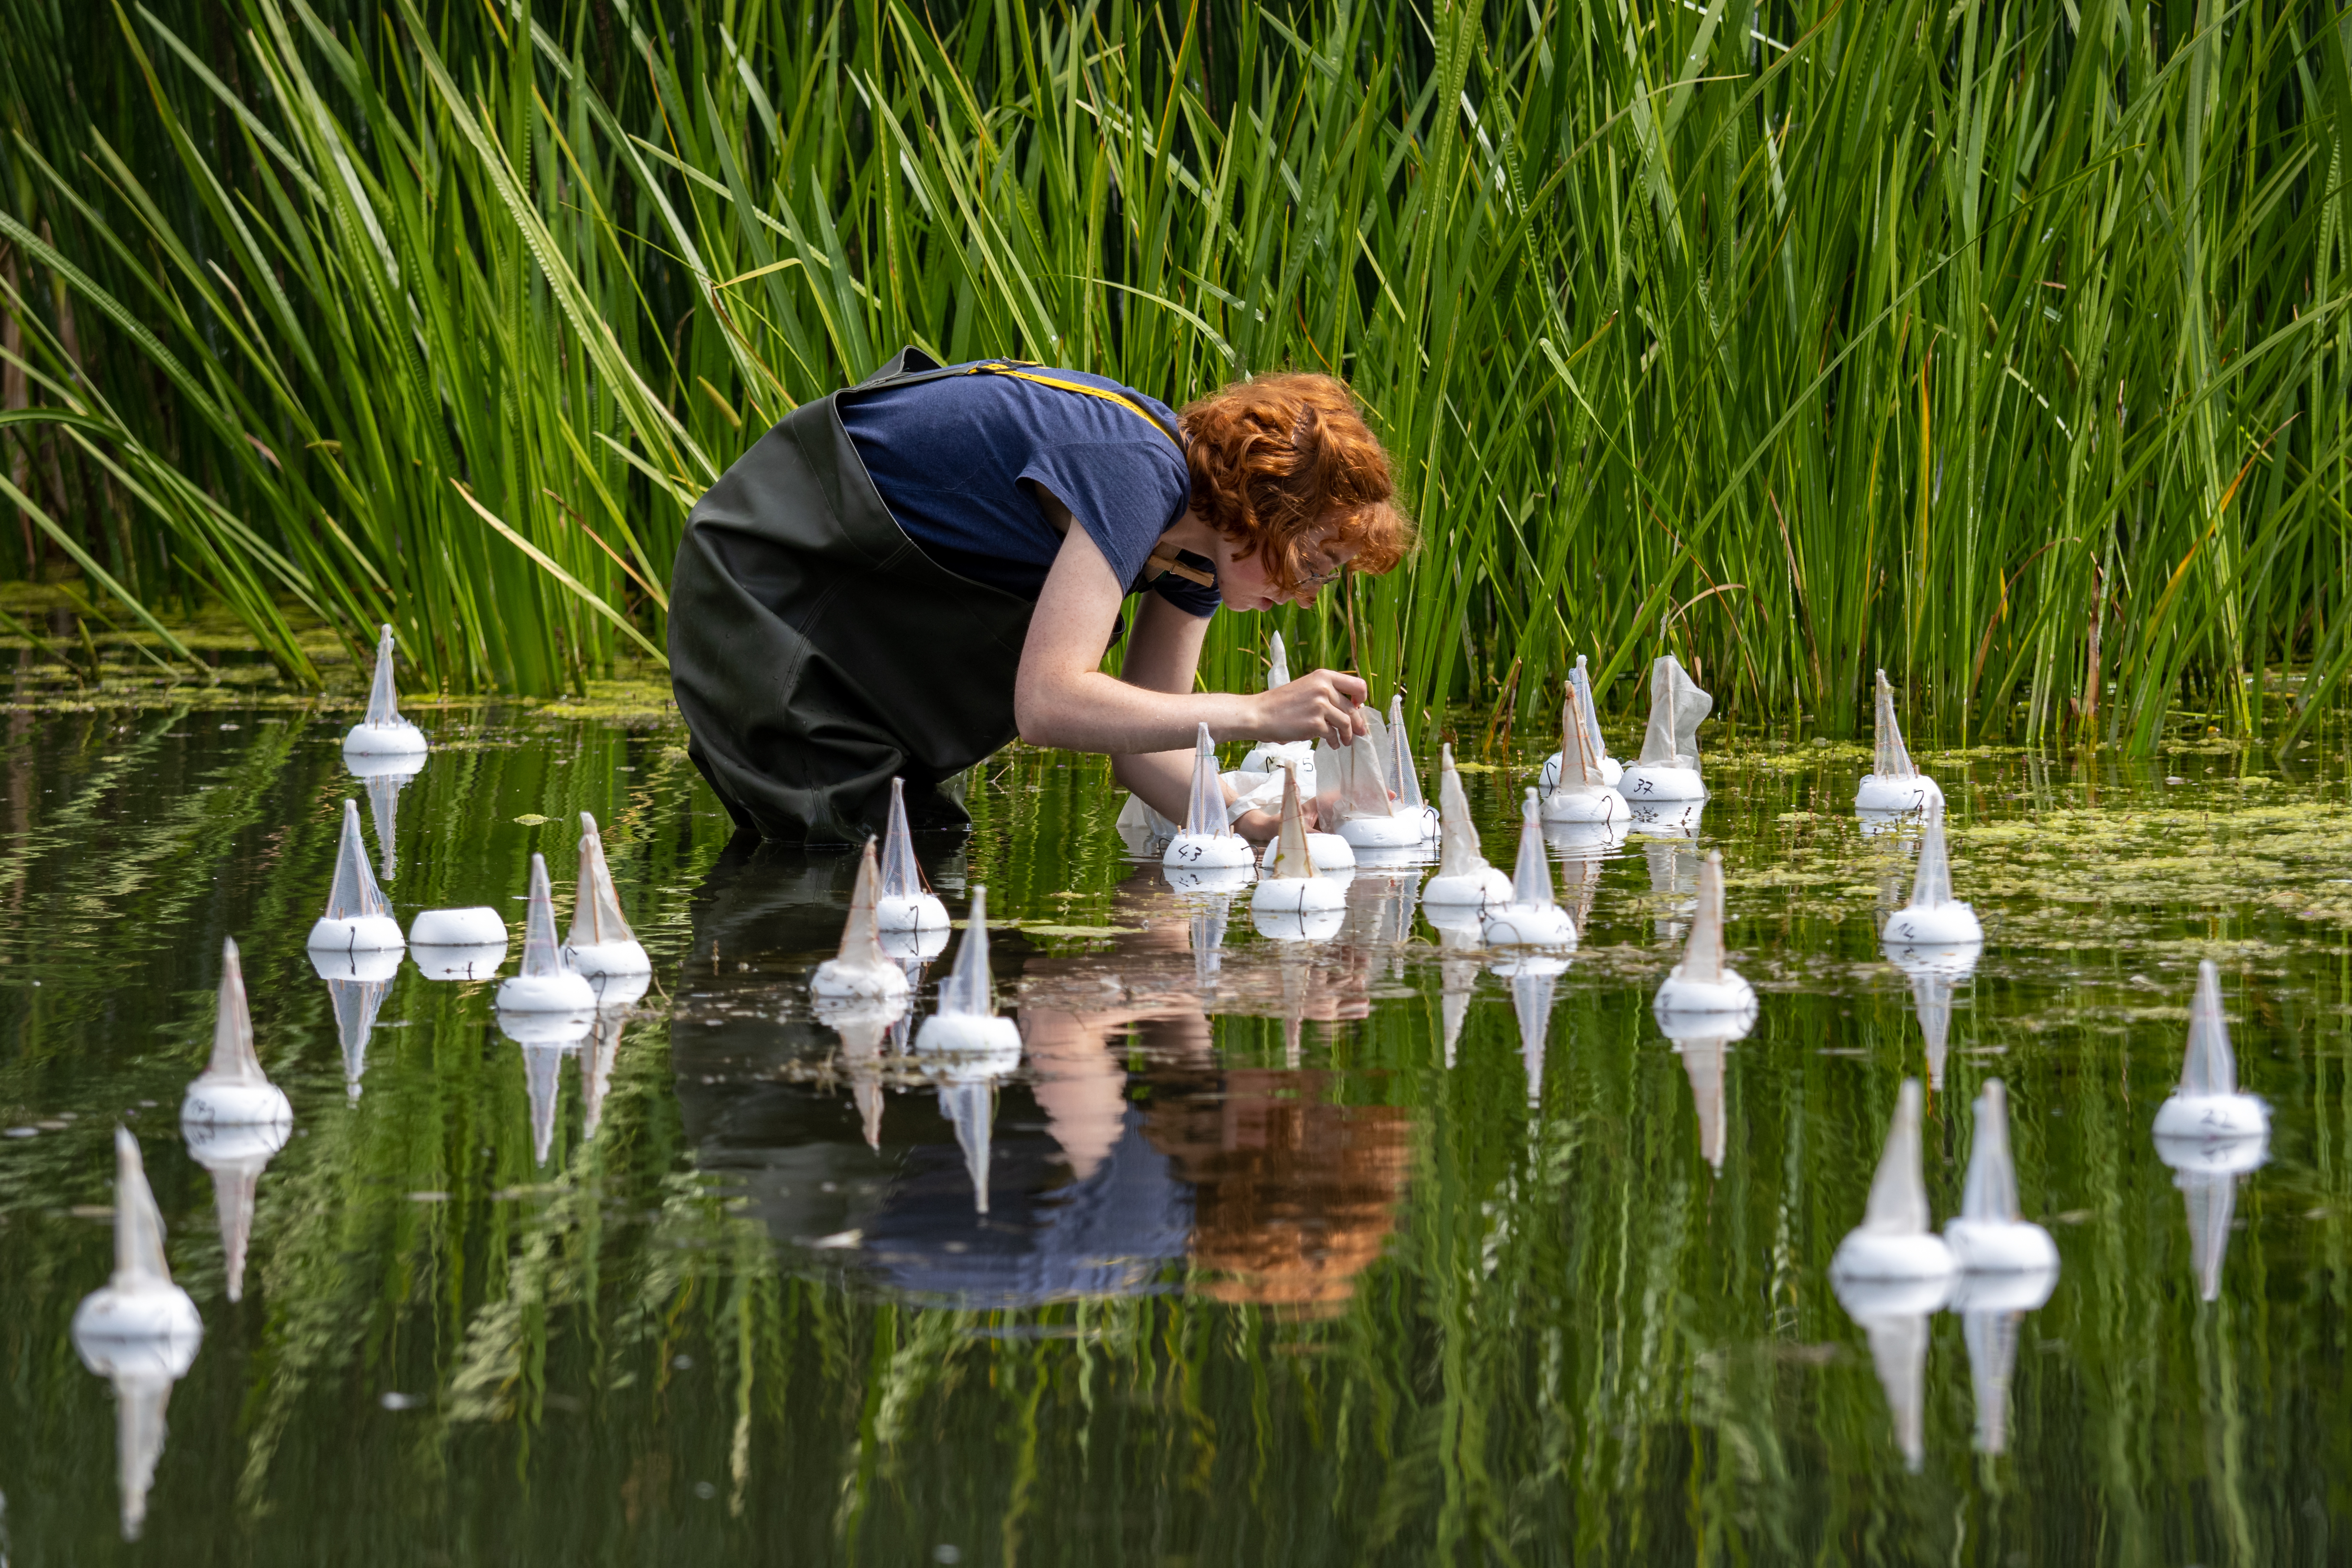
[72,1134,202,1543]
[1855,670,1944,815]
[410,906,509,981]
[1541,656,1624,790]
[1830,1080,1957,1283]
[1385,695,1440,840]
[1542,695,1629,824]
[915,886,1024,1057]
[307,799,405,953]
[1237,632,1317,793]
[1480,790,1578,948]
[343,622,429,757]
[1253,744,1354,874]
[875,778,951,932]
[495,854,598,1016]
[1321,721,1422,851]
[562,812,651,979]
[2152,960,2271,1141]
[1253,767,1345,916]
[1615,654,1711,802]
[1653,852,1755,1015]
[1880,803,1983,947]
[181,939,292,1132]
[811,840,913,1002]
[1422,745,1514,907]
[1658,1003,1756,1173]
[1944,1079,2060,1273]
[1163,723,1256,870]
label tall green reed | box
[0,0,2345,751]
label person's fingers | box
[1328,669,1369,704]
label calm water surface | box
[0,692,2347,1564]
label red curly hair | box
[1179,373,1414,592]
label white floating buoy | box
[180,938,293,1133]
[812,840,914,1002]
[1831,1080,1957,1284]
[1880,803,1982,946]
[1422,744,1515,909]
[1540,655,1624,791]
[1653,852,1755,1015]
[495,853,598,1015]
[875,778,951,932]
[1944,1080,2060,1274]
[1385,695,1441,841]
[1481,790,1579,949]
[1163,723,1256,870]
[342,623,429,758]
[411,906,509,982]
[2152,960,2271,1141]
[1252,767,1346,917]
[1615,654,1711,802]
[1257,830,1354,872]
[1322,720,1424,851]
[1543,692,1629,825]
[564,812,651,976]
[1855,670,1945,815]
[306,799,405,954]
[1237,631,1316,793]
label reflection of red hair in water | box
[1145,1069,1411,1316]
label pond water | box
[0,689,2346,1565]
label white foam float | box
[72,1130,202,1543]
[1421,744,1514,909]
[1237,631,1317,794]
[409,905,508,982]
[307,799,405,954]
[1163,722,1256,871]
[1384,695,1441,840]
[342,622,429,759]
[1480,790,1579,948]
[1542,693,1629,825]
[1539,655,1624,792]
[1321,721,1424,852]
[179,946,291,1307]
[1257,831,1354,872]
[877,922,952,962]
[1880,803,1982,946]
[495,854,598,1015]
[1830,1080,1957,1284]
[1615,654,1711,802]
[1656,1001,1757,1174]
[564,812,651,976]
[1252,767,1346,917]
[1493,952,1568,1105]
[1883,940,1975,1091]
[2152,959,2271,1141]
[1944,1079,2060,1274]
[875,778,952,932]
[1855,669,1945,815]
[811,840,913,1003]
[1653,851,1755,1015]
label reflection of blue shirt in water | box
[862,1109,1193,1307]
[839,364,1220,617]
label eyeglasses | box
[1293,559,1345,591]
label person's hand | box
[1234,794,1329,844]
[1252,669,1369,749]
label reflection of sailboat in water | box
[1643,835,1702,943]
[579,1006,632,1141]
[182,939,293,1302]
[311,943,399,1102]
[346,751,419,883]
[914,888,1024,1213]
[1427,910,1482,1070]
[2153,961,2271,1302]
[1656,1005,1754,1173]
[1493,953,1567,1106]
[1883,940,1976,1090]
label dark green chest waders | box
[668,347,1036,844]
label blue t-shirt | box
[839,363,1220,617]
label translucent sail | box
[1907,805,1955,909]
[568,813,637,948]
[938,886,999,1016]
[324,799,393,922]
[1267,631,1292,689]
[518,853,567,979]
[1436,745,1487,879]
[1873,670,1916,778]
[1680,852,1728,985]
[1269,766,1319,879]
[1960,1079,2023,1224]
[1337,728,1396,820]
[112,1128,174,1292]
[836,839,892,967]
[1859,1080,1932,1234]
[1183,723,1230,837]
[1386,696,1428,812]
[2182,959,2238,1097]
[1571,655,1607,761]
[880,778,927,900]
[1558,698,1607,794]
[1509,789,1554,907]
[202,937,268,1088]
[364,623,406,728]
[1636,654,1712,767]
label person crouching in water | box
[669,349,1413,843]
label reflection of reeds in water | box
[1147,1072,1411,1316]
